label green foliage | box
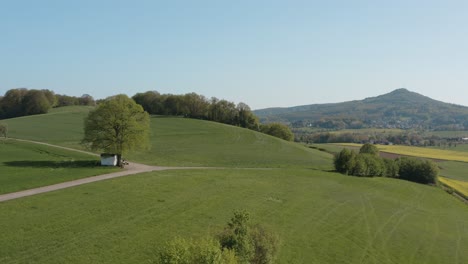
[157,210,278,264]
[157,237,229,264]
[250,225,279,264]
[219,210,254,263]
[335,149,385,177]
[132,91,259,130]
[0,88,53,118]
[335,146,439,184]
[82,95,150,165]
[218,210,278,264]
[260,123,294,141]
[383,158,399,177]
[333,148,356,174]
[0,123,7,138]
[359,143,379,156]
[397,157,439,184]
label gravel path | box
[0,139,216,203]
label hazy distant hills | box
[254,89,468,130]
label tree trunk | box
[117,154,122,168]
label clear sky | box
[1,0,467,109]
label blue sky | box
[1,0,467,109]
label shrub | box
[383,158,399,178]
[397,157,439,184]
[157,237,227,264]
[334,148,356,174]
[359,143,379,156]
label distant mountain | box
[254,89,468,130]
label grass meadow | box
[6,108,334,169]
[127,117,333,169]
[0,139,118,194]
[4,106,92,149]
[1,169,467,264]
[1,107,467,264]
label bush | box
[383,158,399,178]
[334,148,356,174]
[250,225,279,264]
[359,143,379,156]
[157,237,228,264]
[157,211,278,264]
[397,157,438,184]
[260,123,294,141]
[334,147,438,184]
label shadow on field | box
[4,160,100,168]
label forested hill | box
[254,88,468,130]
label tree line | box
[133,91,294,141]
[297,130,465,148]
[1,88,295,141]
[132,91,260,130]
[334,144,439,184]
[0,88,95,119]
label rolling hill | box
[1,106,467,264]
[254,88,468,130]
[3,106,333,169]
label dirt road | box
[0,139,216,203]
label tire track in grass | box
[378,187,427,264]
[454,221,463,264]
[358,197,413,264]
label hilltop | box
[254,88,468,130]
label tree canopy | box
[82,95,150,166]
[260,123,294,141]
[0,123,7,138]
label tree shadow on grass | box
[4,160,101,169]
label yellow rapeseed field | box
[336,143,468,162]
[439,177,468,197]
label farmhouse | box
[100,153,118,166]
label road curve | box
[0,138,218,203]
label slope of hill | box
[4,106,333,169]
[4,106,93,148]
[1,169,467,264]
[255,89,468,130]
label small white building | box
[100,153,118,166]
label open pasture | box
[127,117,333,169]
[438,161,468,182]
[5,109,334,169]
[0,139,118,194]
[0,169,466,264]
[4,106,92,149]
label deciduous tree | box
[82,95,150,166]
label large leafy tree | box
[82,95,150,166]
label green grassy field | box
[438,161,468,182]
[429,144,468,153]
[0,139,118,194]
[1,107,467,264]
[5,108,334,169]
[4,106,92,149]
[127,117,333,169]
[1,169,466,264]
